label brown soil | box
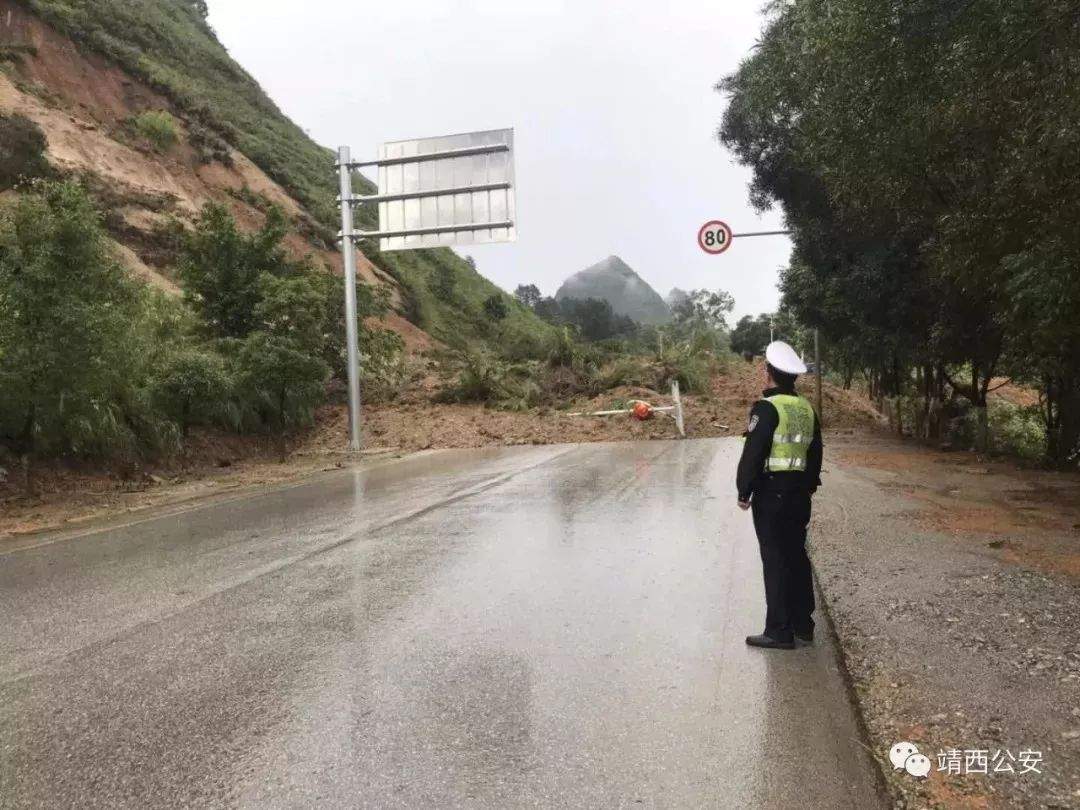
[0,361,875,539]
[0,0,401,325]
[834,436,1080,583]
[820,432,1080,808]
[987,378,1041,409]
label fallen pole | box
[564,382,686,438]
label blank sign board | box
[376,128,516,252]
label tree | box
[176,203,296,339]
[234,272,330,431]
[671,289,735,332]
[0,114,50,191]
[554,297,638,342]
[514,284,542,309]
[150,349,232,436]
[235,333,328,432]
[0,181,150,473]
[718,0,1080,456]
[532,296,562,324]
[667,288,691,310]
[313,271,403,393]
[731,314,772,356]
[182,0,209,19]
[483,293,509,322]
[431,260,457,303]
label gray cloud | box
[208,0,791,320]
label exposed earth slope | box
[0,0,549,349]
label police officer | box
[737,341,823,650]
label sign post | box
[700,220,822,423]
[814,328,823,424]
[335,129,516,451]
[337,146,363,452]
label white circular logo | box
[889,742,919,770]
[905,753,932,778]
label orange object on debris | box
[631,401,654,421]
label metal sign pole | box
[334,129,516,452]
[337,146,363,452]
[814,327,823,426]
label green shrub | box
[0,44,39,64]
[310,270,406,400]
[437,350,502,404]
[496,321,549,362]
[0,113,50,190]
[483,293,509,321]
[131,110,180,152]
[989,401,1046,460]
[430,260,457,303]
[0,181,170,464]
[188,122,232,165]
[546,326,587,371]
[360,328,407,404]
[436,350,540,410]
[149,348,234,435]
[598,356,653,390]
[176,202,296,338]
[653,330,717,393]
[234,332,329,431]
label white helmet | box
[765,340,807,375]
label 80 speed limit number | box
[698,220,733,255]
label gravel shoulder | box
[814,432,1080,809]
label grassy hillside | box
[16,0,346,220]
[13,0,552,348]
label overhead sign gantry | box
[336,128,517,450]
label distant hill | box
[555,256,670,325]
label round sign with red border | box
[698,220,733,255]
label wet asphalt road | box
[0,439,882,809]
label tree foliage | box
[431,260,457,303]
[670,289,734,333]
[0,182,163,464]
[150,348,232,436]
[0,113,50,191]
[719,0,1080,462]
[483,293,509,322]
[130,110,179,152]
[527,295,639,342]
[514,284,542,309]
[176,202,296,338]
[0,186,409,475]
[731,314,772,356]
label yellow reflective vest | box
[764,394,816,473]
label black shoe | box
[794,630,814,644]
[745,634,795,650]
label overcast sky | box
[207,1,790,321]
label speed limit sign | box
[698,220,733,255]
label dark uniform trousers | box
[750,489,815,641]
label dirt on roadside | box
[0,360,880,539]
[817,432,1080,809]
